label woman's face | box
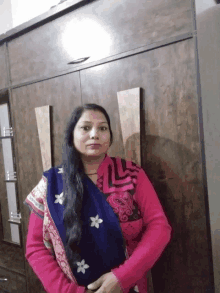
[73,110,111,160]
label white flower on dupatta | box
[76,259,89,274]
[90,214,103,229]
[54,192,64,205]
[58,168,63,174]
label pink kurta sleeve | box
[112,168,172,291]
[26,212,85,293]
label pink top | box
[25,156,172,293]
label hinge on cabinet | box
[8,212,22,225]
[5,171,17,181]
[3,127,13,137]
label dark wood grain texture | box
[0,242,25,275]
[0,266,26,293]
[7,33,193,91]
[0,44,7,90]
[80,38,212,292]
[10,72,81,293]
[8,0,192,86]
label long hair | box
[62,103,113,271]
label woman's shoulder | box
[42,165,63,178]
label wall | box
[195,0,216,14]
[196,3,220,292]
[0,0,59,35]
[0,0,13,35]
[10,0,60,27]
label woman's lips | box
[87,144,101,149]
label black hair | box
[215,0,220,4]
[62,103,113,271]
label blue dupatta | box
[44,167,127,287]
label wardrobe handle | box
[68,57,90,64]
[0,278,8,282]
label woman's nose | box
[90,127,99,139]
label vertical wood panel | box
[80,38,212,292]
[0,44,8,90]
[10,72,81,293]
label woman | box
[24,103,172,293]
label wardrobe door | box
[8,0,192,86]
[80,38,212,292]
[10,72,81,293]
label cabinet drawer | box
[8,0,192,86]
[0,44,7,90]
[0,267,26,293]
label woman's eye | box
[81,126,108,131]
[81,126,90,131]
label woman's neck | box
[81,154,106,174]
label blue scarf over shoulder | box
[44,167,127,287]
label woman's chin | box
[82,151,106,160]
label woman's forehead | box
[78,110,108,123]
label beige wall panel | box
[0,44,7,90]
[10,72,81,293]
[35,105,52,171]
[117,87,141,165]
[80,38,212,292]
[8,0,192,85]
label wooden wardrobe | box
[0,0,215,292]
